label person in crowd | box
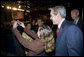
[31,17,45,33]
[32,17,55,56]
[37,25,55,56]
[49,6,83,56]
[8,20,26,56]
[11,21,55,56]
[71,9,83,32]
[31,20,37,33]
[32,20,36,26]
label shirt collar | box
[58,18,65,29]
[75,18,79,24]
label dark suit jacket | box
[77,18,83,32]
[55,20,83,56]
[8,32,25,56]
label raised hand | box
[18,22,25,28]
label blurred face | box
[50,10,59,25]
[37,19,44,26]
[27,24,31,29]
[71,11,78,20]
[32,20,35,25]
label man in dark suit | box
[71,9,83,32]
[49,6,83,56]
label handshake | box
[11,21,25,29]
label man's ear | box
[56,12,60,17]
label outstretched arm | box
[24,26,39,39]
[17,21,39,39]
[13,28,44,54]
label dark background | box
[0,0,83,56]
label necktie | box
[56,28,59,36]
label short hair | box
[50,6,66,18]
[71,9,79,15]
[38,25,55,53]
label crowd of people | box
[1,6,83,56]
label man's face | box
[37,19,43,26]
[71,11,78,20]
[50,10,59,25]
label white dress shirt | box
[58,18,65,29]
[74,18,79,24]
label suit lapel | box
[56,20,68,46]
